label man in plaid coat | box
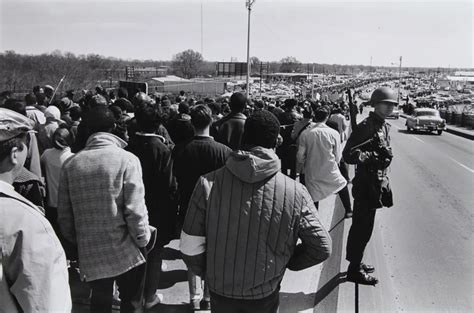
[58,106,151,313]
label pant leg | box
[337,186,352,213]
[116,263,147,313]
[346,200,376,265]
[188,270,203,301]
[89,277,114,313]
[144,247,163,302]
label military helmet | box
[370,87,398,106]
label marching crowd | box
[1,83,396,313]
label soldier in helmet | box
[343,87,396,285]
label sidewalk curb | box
[400,114,474,140]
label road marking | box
[448,157,474,173]
[411,136,425,143]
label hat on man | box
[0,108,35,142]
[370,87,398,106]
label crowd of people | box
[0,83,397,313]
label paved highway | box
[339,110,473,312]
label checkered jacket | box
[58,132,150,281]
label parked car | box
[387,106,400,119]
[406,108,446,135]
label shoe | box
[200,299,211,310]
[144,293,163,309]
[361,262,375,273]
[347,270,378,286]
[345,211,353,219]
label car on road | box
[406,108,446,135]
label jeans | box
[89,263,146,313]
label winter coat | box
[180,147,332,300]
[57,132,151,281]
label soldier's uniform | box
[343,110,393,282]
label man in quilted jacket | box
[180,111,332,313]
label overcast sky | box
[0,0,472,68]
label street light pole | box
[246,0,256,99]
[398,56,402,102]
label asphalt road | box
[339,111,473,312]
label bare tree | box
[279,56,301,73]
[171,49,203,78]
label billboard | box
[217,62,248,78]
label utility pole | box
[201,1,204,57]
[245,0,256,99]
[398,56,402,102]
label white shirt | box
[296,123,347,202]
[40,147,74,207]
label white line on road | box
[448,157,474,173]
[411,136,425,143]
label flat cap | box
[0,108,35,141]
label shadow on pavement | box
[158,269,188,289]
[279,292,316,313]
[146,303,193,313]
[314,272,347,306]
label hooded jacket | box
[180,147,331,300]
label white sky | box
[0,0,472,68]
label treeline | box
[1,49,459,94]
[0,50,173,93]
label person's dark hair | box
[190,105,212,129]
[114,98,134,113]
[108,90,116,100]
[132,92,152,110]
[179,90,185,96]
[118,87,128,99]
[70,106,82,121]
[302,105,313,118]
[4,99,26,116]
[109,105,123,121]
[208,101,221,115]
[36,93,47,106]
[52,127,72,150]
[0,133,27,163]
[85,106,116,134]
[0,90,13,99]
[229,92,247,113]
[242,111,281,149]
[314,106,330,122]
[32,86,42,94]
[24,93,37,106]
[135,105,161,133]
[90,94,108,107]
[284,98,297,110]
[178,102,190,114]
